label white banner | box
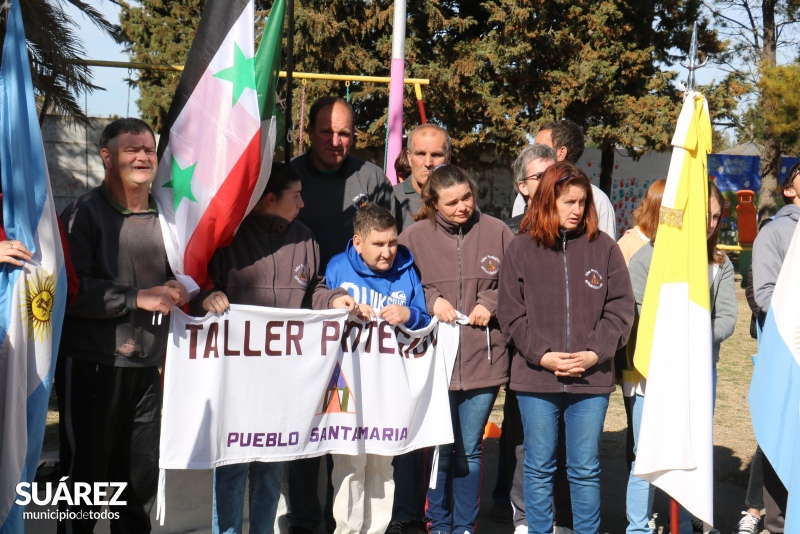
[159,306,455,470]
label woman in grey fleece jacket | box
[398,164,514,534]
[624,181,737,534]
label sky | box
[69,2,729,120]
[65,1,140,118]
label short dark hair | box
[781,162,800,204]
[540,119,584,164]
[262,162,301,200]
[99,118,155,149]
[308,96,354,129]
[353,203,397,237]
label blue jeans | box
[213,461,283,534]
[516,392,609,534]
[625,394,655,533]
[427,387,499,534]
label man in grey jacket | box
[392,123,451,232]
[751,163,800,534]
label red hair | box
[631,179,666,242]
[520,161,599,248]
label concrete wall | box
[43,116,107,213]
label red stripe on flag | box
[183,131,262,289]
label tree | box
[122,0,726,195]
[0,0,121,125]
[119,0,206,133]
[706,0,800,218]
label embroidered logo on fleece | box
[294,264,309,286]
[584,269,603,289]
[480,255,501,275]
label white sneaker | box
[515,525,528,534]
[647,512,658,532]
[732,511,760,534]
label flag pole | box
[284,0,295,164]
[669,21,706,534]
[384,0,406,184]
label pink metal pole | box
[385,0,407,185]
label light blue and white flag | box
[0,0,68,530]
[749,220,800,531]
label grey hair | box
[512,144,557,183]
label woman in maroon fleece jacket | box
[497,162,633,534]
[398,164,514,534]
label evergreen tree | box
[121,0,727,194]
[119,0,206,133]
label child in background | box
[325,203,430,534]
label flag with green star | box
[151,0,286,295]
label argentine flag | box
[0,0,68,531]
[749,220,800,531]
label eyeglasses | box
[522,172,545,182]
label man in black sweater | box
[56,118,187,534]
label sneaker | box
[732,512,761,534]
[385,521,405,534]
[489,502,513,523]
[691,518,720,533]
[647,513,658,532]
[514,525,527,534]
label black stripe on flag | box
[157,0,250,158]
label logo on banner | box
[318,361,356,415]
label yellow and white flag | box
[633,91,714,529]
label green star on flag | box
[214,42,256,107]
[164,157,199,211]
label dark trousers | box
[763,455,787,533]
[56,356,162,534]
[286,455,335,532]
[392,448,428,522]
[745,446,765,510]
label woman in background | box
[624,181,737,534]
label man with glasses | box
[511,120,617,239]
[750,163,800,534]
[505,144,557,235]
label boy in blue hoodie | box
[325,203,430,534]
